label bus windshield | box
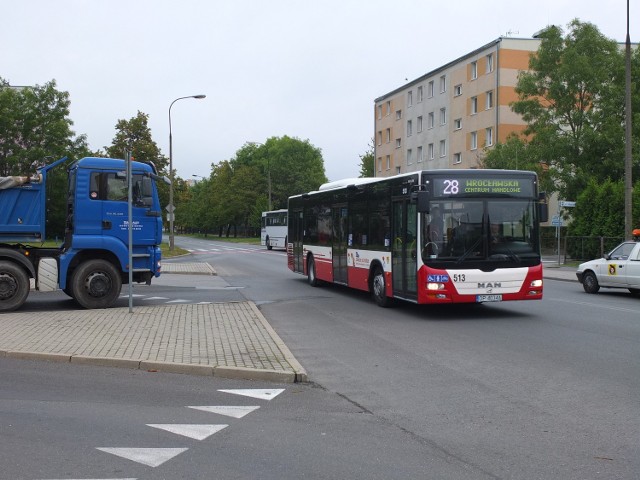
[422,199,539,266]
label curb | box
[1,349,302,384]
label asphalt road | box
[178,237,639,480]
[2,236,638,479]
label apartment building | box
[374,37,541,177]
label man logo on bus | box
[478,282,501,289]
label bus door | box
[332,204,348,284]
[289,209,304,273]
[392,199,418,300]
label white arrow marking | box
[147,424,228,440]
[218,389,285,401]
[96,448,188,467]
[186,405,260,418]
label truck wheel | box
[71,259,122,309]
[371,266,392,307]
[582,271,600,294]
[0,261,30,312]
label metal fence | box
[541,230,624,262]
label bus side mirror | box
[415,190,430,213]
[537,192,548,222]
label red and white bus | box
[287,170,547,306]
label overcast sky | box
[2,0,633,181]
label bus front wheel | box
[371,266,392,307]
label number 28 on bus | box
[287,170,548,306]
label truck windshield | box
[421,199,539,266]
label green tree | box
[0,78,90,238]
[233,136,327,209]
[511,20,631,200]
[0,78,89,175]
[481,135,555,194]
[105,111,168,172]
[358,140,375,177]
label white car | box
[576,241,640,295]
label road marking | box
[166,299,189,303]
[96,448,188,467]
[40,478,137,480]
[186,405,260,418]
[218,389,285,401]
[143,296,169,300]
[147,424,228,440]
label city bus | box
[287,170,547,306]
[261,209,288,250]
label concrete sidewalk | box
[1,262,307,383]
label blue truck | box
[0,156,166,311]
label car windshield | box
[608,242,636,260]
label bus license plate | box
[476,294,502,302]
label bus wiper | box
[455,237,483,264]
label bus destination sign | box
[431,176,534,198]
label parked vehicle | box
[576,235,640,295]
[0,156,167,311]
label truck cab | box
[0,156,165,311]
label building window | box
[453,153,462,164]
[471,61,478,80]
[386,155,391,170]
[428,80,434,98]
[396,166,401,175]
[486,54,494,73]
[407,120,413,137]
[417,86,423,102]
[377,157,382,172]
[377,131,382,145]
[418,146,423,163]
[428,143,434,160]
[439,75,446,93]
[386,128,391,143]
[386,101,391,116]
[428,112,434,129]
[407,149,413,165]
[486,90,494,110]
[439,107,447,126]
[396,110,402,120]
[471,97,478,114]
[470,131,478,150]
[377,105,382,119]
[454,84,462,96]
[417,116,423,133]
[396,138,402,149]
[454,118,462,130]
[407,90,413,107]
[439,139,447,157]
[486,127,493,146]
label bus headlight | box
[427,282,445,291]
[530,279,543,288]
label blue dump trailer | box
[0,157,167,311]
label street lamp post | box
[168,94,206,251]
